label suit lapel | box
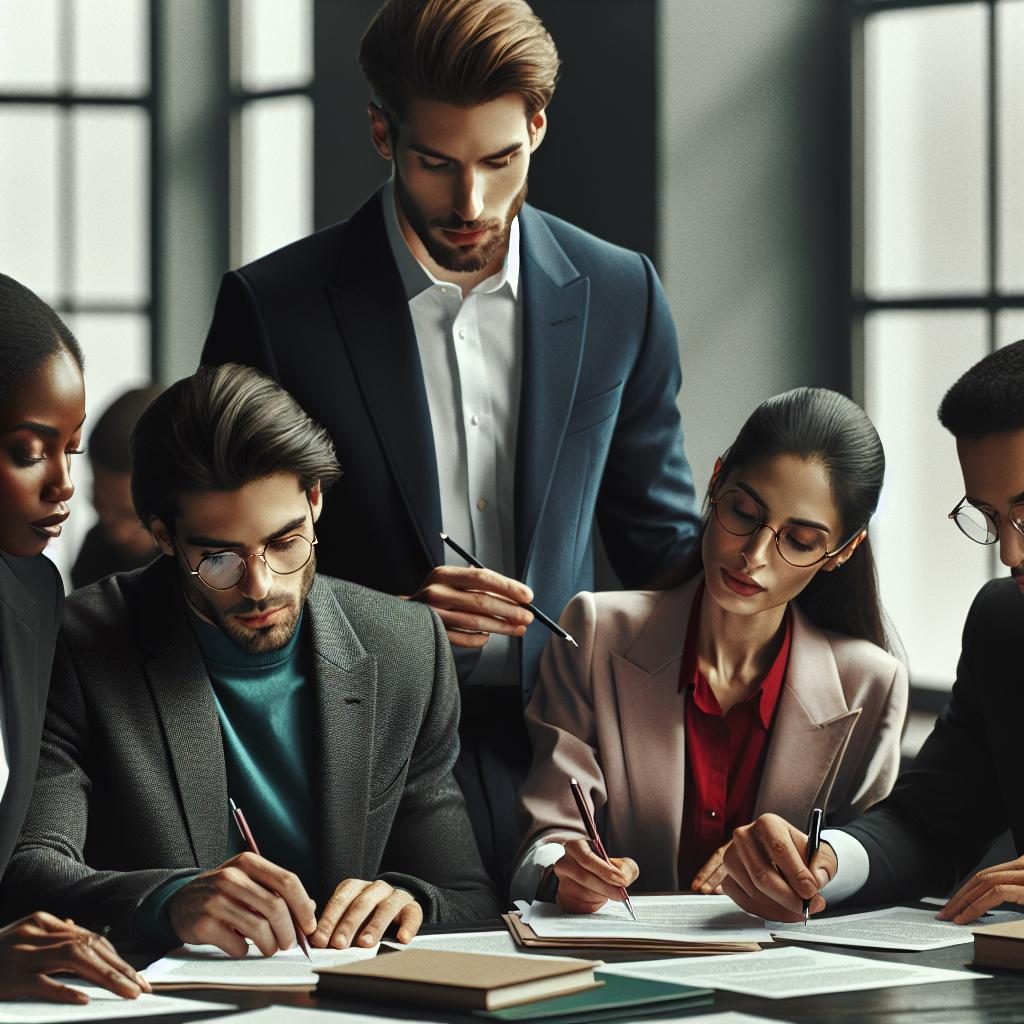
[754,608,861,824]
[515,206,589,577]
[139,560,229,868]
[326,194,442,570]
[306,578,377,899]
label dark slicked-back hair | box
[0,273,84,407]
[938,339,1024,439]
[359,0,559,125]
[131,363,341,526]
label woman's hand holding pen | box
[0,912,150,1004]
[410,565,534,648]
[721,813,837,922]
[168,852,316,958]
[552,839,639,915]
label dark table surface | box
[124,908,1024,1024]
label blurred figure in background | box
[71,386,161,590]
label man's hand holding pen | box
[552,839,640,915]
[410,564,534,648]
[721,812,837,923]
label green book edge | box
[474,971,713,1022]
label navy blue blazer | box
[0,552,62,881]
[202,191,699,700]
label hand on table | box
[409,565,533,648]
[167,852,316,958]
[691,841,730,894]
[311,879,423,948]
[0,911,150,1004]
[721,813,837,922]
[937,854,1024,924]
[553,839,639,914]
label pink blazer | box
[515,576,908,894]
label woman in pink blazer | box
[513,388,907,912]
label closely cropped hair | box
[131,363,341,525]
[663,388,891,652]
[359,0,559,123]
[0,273,84,407]
[938,338,1024,439]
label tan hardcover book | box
[316,948,602,1011]
[973,918,1024,970]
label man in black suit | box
[202,0,699,887]
[722,340,1024,923]
[1,363,496,954]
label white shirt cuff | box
[509,841,566,903]
[819,828,870,905]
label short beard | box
[394,171,528,275]
[184,558,316,654]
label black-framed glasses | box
[710,489,859,568]
[184,533,318,591]
[948,496,1024,546]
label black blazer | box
[844,578,1024,903]
[0,552,62,882]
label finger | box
[233,854,316,934]
[89,934,152,993]
[421,589,532,632]
[56,941,143,999]
[721,873,825,923]
[555,855,625,902]
[213,874,292,954]
[25,975,91,1005]
[393,900,424,944]
[427,565,533,605]
[353,891,417,948]
[445,627,491,648]
[950,882,1024,925]
[313,879,367,948]
[331,881,396,949]
[190,918,250,959]
[733,823,816,911]
[556,876,608,915]
[562,841,631,887]
[938,873,986,921]
[609,857,640,887]
[691,849,725,892]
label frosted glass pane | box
[997,311,1024,348]
[864,311,989,688]
[998,1,1024,290]
[72,0,148,95]
[71,107,149,303]
[43,313,152,586]
[238,0,313,92]
[864,5,987,296]
[0,0,60,91]
[240,96,312,263]
[0,108,61,300]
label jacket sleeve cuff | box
[131,874,198,949]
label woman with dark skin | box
[0,274,149,1005]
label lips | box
[31,510,70,539]
[720,567,765,598]
[235,607,284,629]
[441,227,490,245]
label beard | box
[394,171,528,275]
[184,558,316,654]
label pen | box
[440,533,579,647]
[803,806,824,926]
[569,777,637,922]
[230,797,312,960]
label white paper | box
[616,1016,782,1024]
[603,945,990,1000]
[524,894,770,944]
[771,906,1024,951]
[142,941,377,987]
[0,989,229,1023]
[406,929,522,955]
[179,1008,418,1024]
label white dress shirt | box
[819,827,871,902]
[0,689,9,809]
[383,179,523,687]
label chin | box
[0,531,48,559]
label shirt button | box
[708,810,718,819]
[458,328,466,339]
[477,498,488,511]
[470,413,480,426]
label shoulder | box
[0,551,61,605]
[965,577,1020,636]
[813,621,906,700]
[312,574,439,650]
[61,561,162,641]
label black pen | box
[439,533,578,648]
[803,807,824,926]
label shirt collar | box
[382,177,520,302]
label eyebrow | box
[736,482,832,533]
[186,513,308,550]
[969,492,1024,508]
[408,141,523,163]
[3,417,86,439]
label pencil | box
[569,777,637,922]
[230,797,312,960]
[439,533,578,647]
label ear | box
[150,517,175,557]
[308,482,324,524]
[368,102,394,160]
[528,109,547,152]
[822,528,867,572]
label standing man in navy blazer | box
[202,0,699,888]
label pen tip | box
[229,797,238,812]
[571,777,579,785]
[439,532,448,540]
[566,634,579,648]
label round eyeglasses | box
[187,534,318,591]
[710,489,858,568]
[948,496,1024,546]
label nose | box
[742,524,774,569]
[238,553,273,601]
[997,521,1024,570]
[43,453,75,506]
[452,167,484,223]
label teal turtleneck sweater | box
[133,610,318,946]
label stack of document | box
[504,895,768,955]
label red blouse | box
[677,584,792,887]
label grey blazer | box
[0,557,497,946]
